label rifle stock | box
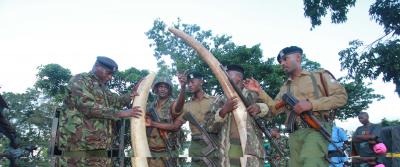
[184,112,218,156]
[282,93,345,156]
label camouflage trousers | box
[189,140,220,166]
[289,124,331,167]
[148,150,181,167]
[57,157,112,167]
[222,143,264,167]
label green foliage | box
[35,64,72,103]
[1,88,55,165]
[369,0,400,35]
[380,118,400,127]
[303,0,400,96]
[108,67,149,94]
[303,0,356,29]
[339,39,400,96]
[335,79,384,120]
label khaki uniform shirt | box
[177,94,215,136]
[258,70,348,125]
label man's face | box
[227,70,242,85]
[279,53,300,74]
[155,83,170,98]
[188,78,202,93]
[358,114,369,125]
[95,65,113,84]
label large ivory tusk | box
[130,72,156,167]
[168,27,249,166]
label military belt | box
[62,149,118,157]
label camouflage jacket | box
[270,135,289,159]
[205,88,269,159]
[58,72,130,151]
[146,97,180,150]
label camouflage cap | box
[277,46,303,63]
[96,56,118,73]
[153,77,173,92]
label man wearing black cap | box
[146,71,218,166]
[244,46,348,166]
[57,56,143,166]
[206,64,269,167]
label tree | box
[146,18,383,126]
[303,0,400,96]
[380,118,400,127]
[35,64,72,103]
[1,89,54,166]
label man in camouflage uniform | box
[270,127,289,167]
[244,46,348,167]
[57,56,143,167]
[206,65,269,167]
[147,72,217,167]
[146,74,187,167]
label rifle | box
[184,112,218,157]
[282,93,345,157]
[192,157,217,167]
[147,107,174,167]
[220,65,285,158]
[118,119,126,167]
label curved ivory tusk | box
[168,27,249,166]
[130,72,156,167]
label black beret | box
[96,56,118,73]
[187,71,203,80]
[277,46,303,63]
[226,64,244,74]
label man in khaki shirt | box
[146,72,217,167]
[244,46,348,167]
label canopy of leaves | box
[303,0,356,29]
[35,64,72,102]
[339,39,400,96]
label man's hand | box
[293,100,312,114]
[219,97,238,118]
[118,106,142,118]
[177,72,187,88]
[247,104,261,116]
[145,115,152,127]
[244,78,263,94]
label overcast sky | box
[0,0,398,131]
